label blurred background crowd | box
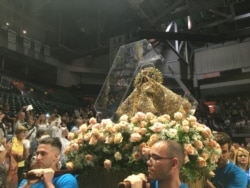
[0,72,250,187]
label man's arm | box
[18,168,56,188]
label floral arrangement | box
[64,111,221,182]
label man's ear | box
[171,158,179,169]
[55,152,61,161]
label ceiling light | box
[6,22,10,26]
[22,30,27,34]
[187,15,192,30]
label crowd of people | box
[195,94,250,135]
[1,74,250,187]
[0,101,96,187]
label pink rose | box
[209,139,218,148]
[194,140,203,149]
[104,159,112,170]
[188,115,197,123]
[182,120,189,126]
[157,114,171,122]
[169,120,177,126]
[201,127,212,138]
[66,162,74,170]
[132,151,142,161]
[114,133,123,144]
[119,121,129,130]
[149,122,164,133]
[139,121,147,128]
[63,145,71,155]
[133,127,140,133]
[142,146,150,156]
[79,124,88,133]
[105,135,114,144]
[181,125,190,133]
[147,134,159,147]
[89,117,97,125]
[184,144,197,155]
[77,134,84,144]
[197,157,207,167]
[67,132,75,141]
[97,133,105,141]
[71,143,79,151]
[91,128,100,137]
[134,112,146,121]
[130,133,142,142]
[89,136,98,145]
[101,119,113,127]
[174,112,183,120]
[84,132,92,141]
[113,123,121,132]
[85,154,94,161]
[145,112,155,121]
[105,124,113,133]
[119,114,129,122]
[201,152,209,161]
[138,128,147,135]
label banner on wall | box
[7,29,17,51]
[23,36,31,55]
[23,36,31,49]
[34,40,42,59]
[34,40,42,53]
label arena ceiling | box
[1,0,250,63]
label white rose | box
[166,128,177,138]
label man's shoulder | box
[226,162,248,185]
[227,161,247,173]
[180,182,188,188]
[53,173,78,187]
[54,173,77,180]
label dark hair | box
[159,140,184,167]
[213,132,232,149]
[36,129,48,139]
[39,137,62,152]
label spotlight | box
[187,16,192,30]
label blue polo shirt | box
[211,161,247,188]
[151,180,188,188]
[18,173,78,188]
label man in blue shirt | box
[147,140,188,188]
[206,132,247,188]
[18,137,78,188]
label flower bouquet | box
[64,111,221,183]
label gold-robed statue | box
[116,67,192,118]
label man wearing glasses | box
[147,140,188,188]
